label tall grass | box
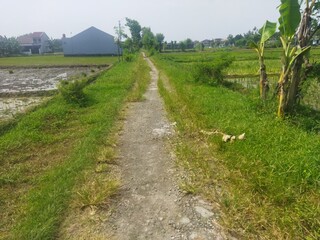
[0,54,146,239]
[153,53,320,239]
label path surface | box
[105,56,228,240]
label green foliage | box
[260,21,277,43]
[124,53,135,62]
[278,0,301,36]
[0,37,21,56]
[155,33,165,52]
[141,27,156,50]
[46,39,63,53]
[125,18,142,52]
[192,58,233,85]
[58,79,87,106]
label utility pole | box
[119,20,123,61]
[116,20,124,62]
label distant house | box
[62,26,119,56]
[201,39,213,48]
[17,32,50,54]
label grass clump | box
[193,58,233,85]
[58,79,87,106]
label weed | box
[192,58,233,85]
[58,79,87,106]
[75,175,119,209]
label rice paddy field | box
[0,55,117,121]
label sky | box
[0,0,280,42]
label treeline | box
[0,37,21,57]
[115,18,165,56]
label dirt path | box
[105,55,228,240]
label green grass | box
[153,53,320,239]
[0,55,118,67]
[0,54,148,239]
[157,47,320,77]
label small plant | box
[90,69,95,73]
[9,70,14,74]
[124,54,134,62]
[58,79,87,106]
[192,58,233,85]
[75,176,119,209]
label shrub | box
[58,79,87,106]
[124,54,135,62]
[192,58,233,85]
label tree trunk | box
[277,71,289,118]
[285,7,311,113]
[285,56,303,112]
[260,62,269,100]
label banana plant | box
[250,21,277,100]
[277,0,311,117]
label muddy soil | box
[0,97,48,120]
[104,56,231,239]
[0,66,107,120]
[0,66,105,93]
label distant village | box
[0,25,273,57]
[2,25,318,57]
[0,26,233,57]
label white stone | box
[194,206,214,218]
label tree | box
[125,18,142,52]
[46,39,63,53]
[141,27,156,51]
[179,41,186,51]
[185,38,194,49]
[226,34,235,46]
[195,42,204,51]
[276,0,317,117]
[114,21,127,60]
[155,33,165,52]
[250,20,277,100]
[0,37,20,56]
[285,0,320,112]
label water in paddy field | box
[0,66,106,120]
[225,75,278,90]
[225,75,320,111]
[0,97,48,120]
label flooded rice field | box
[0,97,49,120]
[0,66,107,120]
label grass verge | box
[153,54,320,239]
[0,54,149,239]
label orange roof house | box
[17,32,50,54]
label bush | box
[58,79,87,106]
[124,54,135,62]
[192,58,233,85]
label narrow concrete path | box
[105,55,227,240]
